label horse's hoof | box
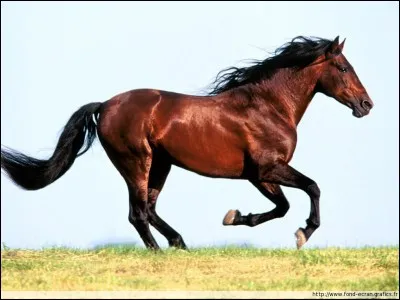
[222,209,241,225]
[295,228,307,249]
[173,248,189,253]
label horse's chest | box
[247,125,297,164]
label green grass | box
[1,245,398,291]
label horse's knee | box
[276,201,290,218]
[306,182,320,199]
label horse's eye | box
[338,66,348,73]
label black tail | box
[1,102,103,190]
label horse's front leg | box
[222,182,290,227]
[260,162,321,249]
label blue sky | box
[1,1,398,250]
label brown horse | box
[1,36,373,250]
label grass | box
[1,245,398,291]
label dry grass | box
[1,245,398,291]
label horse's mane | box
[207,36,334,95]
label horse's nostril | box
[361,100,373,110]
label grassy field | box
[1,245,398,291]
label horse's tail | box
[1,102,103,190]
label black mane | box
[207,36,334,95]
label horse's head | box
[317,36,374,118]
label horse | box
[1,36,374,250]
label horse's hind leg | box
[147,155,187,249]
[222,181,290,226]
[99,137,160,250]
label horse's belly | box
[158,127,245,178]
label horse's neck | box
[253,68,319,126]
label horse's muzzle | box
[352,98,373,118]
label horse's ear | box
[338,38,346,52]
[327,36,344,57]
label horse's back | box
[96,88,204,148]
